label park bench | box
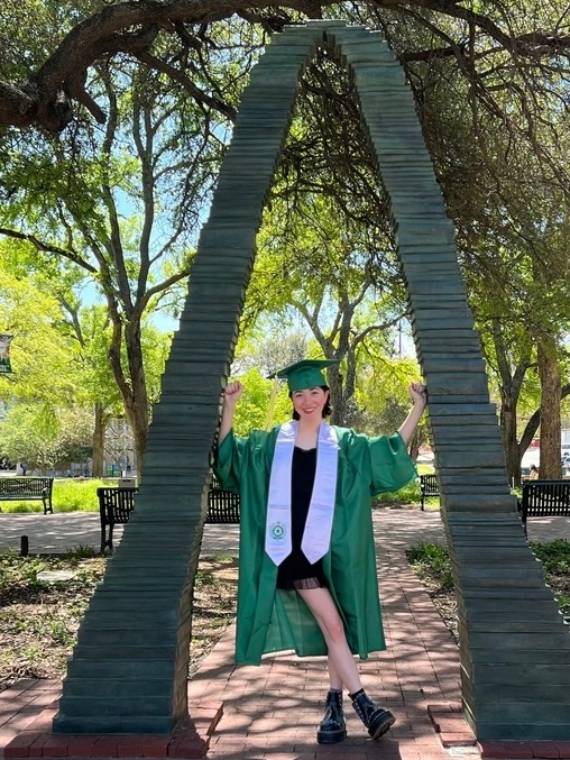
[97,478,240,553]
[419,474,439,511]
[518,480,570,537]
[207,474,240,523]
[0,477,54,514]
[98,487,137,553]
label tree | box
[378,2,570,480]
[2,1,568,470]
[0,241,171,474]
[0,53,230,469]
[0,404,93,473]
[355,346,428,456]
[230,367,291,435]
[0,255,76,409]
[250,191,406,425]
[240,48,409,425]
[1,1,569,141]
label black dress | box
[276,446,328,591]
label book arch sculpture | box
[55,21,570,742]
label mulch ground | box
[408,541,570,643]
[0,552,237,691]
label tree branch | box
[0,227,97,273]
[135,50,237,120]
[518,383,570,456]
[139,266,193,312]
[1,0,568,132]
[352,312,404,349]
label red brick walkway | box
[1,508,479,759]
[191,538,476,759]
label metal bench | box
[207,475,240,524]
[419,474,439,511]
[0,477,54,514]
[97,487,137,553]
[518,480,570,537]
[97,479,240,553]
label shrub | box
[406,543,454,591]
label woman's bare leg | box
[299,586,395,742]
[328,655,342,691]
[297,586,362,693]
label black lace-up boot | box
[349,689,396,740]
[317,689,347,744]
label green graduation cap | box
[274,359,339,392]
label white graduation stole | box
[265,420,339,566]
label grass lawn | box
[406,540,570,641]
[1,465,439,513]
[375,463,437,507]
[0,550,237,691]
[0,479,115,513]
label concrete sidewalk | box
[1,507,569,555]
[0,513,239,555]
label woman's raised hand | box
[224,381,244,407]
[409,382,427,408]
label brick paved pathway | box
[1,507,569,759]
[190,507,473,759]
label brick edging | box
[3,699,223,760]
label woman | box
[215,359,427,744]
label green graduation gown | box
[215,425,416,665]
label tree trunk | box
[410,431,421,461]
[123,381,148,477]
[107,317,149,476]
[327,368,345,426]
[124,322,149,475]
[537,337,562,479]
[500,395,522,487]
[488,322,531,487]
[92,404,107,477]
[127,406,147,478]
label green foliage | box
[376,477,421,505]
[0,549,102,605]
[49,478,103,512]
[0,553,47,589]
[375,468,438,506]
[235,326,308,378]
[406,543,454,592]
[529,540,570,577]
[409,540,570,617]
[356,355,421,433]
[141,324,171,405]
[0,243,171,472]
[0,405,93,471]
[231,367,291,436]
[0,257,75,404]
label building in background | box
[104,418,136,477]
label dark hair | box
[290,385,332,420]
